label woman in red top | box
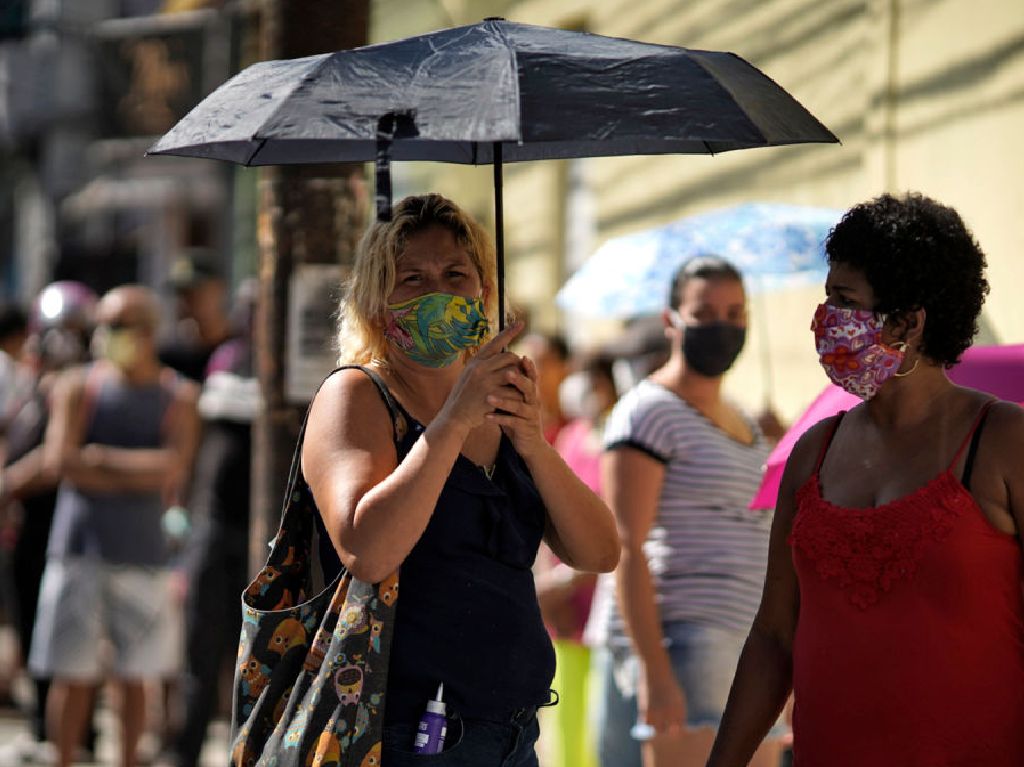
[707,193,1024,767]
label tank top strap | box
[948,399,997,475]
[78,363,108,435]
[813,411,847,473]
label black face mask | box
[682,322,746,377]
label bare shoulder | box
[782,413,847,491]
[305,367,394,455]
[983,400,1024,449]
[52,364,89,402]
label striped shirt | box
[587,379,773,645]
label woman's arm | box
[706,419,832,767]
[602,446,684,737]
[983,401,1024,551]
[302,368,462,583]
[304,325,527,583]
[485,355,619,573]
[0,446,59,506]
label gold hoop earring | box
[892,342,919,378]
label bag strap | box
[282,365,401,504]
[268,366,403,573]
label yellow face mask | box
[94,327,140,370]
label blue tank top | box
[317,369,556,724]
[48,365,177,567]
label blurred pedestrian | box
[593,256,782,767]
[160,248,232,383]
[535,353,619,767]
[301,193,619,766]
[708,193,1024,767]
[0,301,30,710]
[168,279,258,767]
[0,283,97,765]
[0,302,31,452]
[29,285,199,767]
[518,332,571,444]
[155,248,231,754]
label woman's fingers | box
[503,362,537,403]
[475,320,524,359]
[486,393,526,415]
[519,354,539,383]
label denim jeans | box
[591,622,788,767]
[381,707,541,767]
[590,645,642,767]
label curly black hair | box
[825,192,989,367]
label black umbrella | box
[149,18,838,326]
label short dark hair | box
[667,255,743,310]
[825,192,988,367]
[580,352,616,388]
[0,303,28,341]
[543,333,570,363]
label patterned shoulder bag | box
[231,366,404,767]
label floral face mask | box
[811,303,905,400]
[384,292,489,368]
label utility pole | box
[251,0,370,573]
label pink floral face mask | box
[811,303,905,400]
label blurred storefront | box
[0,0,261,304]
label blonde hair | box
[337,193,500,365]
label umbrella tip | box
[483,16,506,21]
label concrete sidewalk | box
[0,708,230,767]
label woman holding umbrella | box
[301,193,619,765]
[707,193,1024,766]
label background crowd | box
[0,252,257,767]
[0,242,785,767]
[1,188,1022,767]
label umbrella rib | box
[689,53,768,147]
[489,20,522,153]
[249,53,339,154]
[245,138,268,166]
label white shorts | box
[28,557,183,680]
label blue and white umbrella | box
[556,202,844,317]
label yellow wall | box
[371,0,1024,421]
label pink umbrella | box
[750,343,1024,509]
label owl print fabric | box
[231,367,401,767]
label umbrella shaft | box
[494,143,505,331]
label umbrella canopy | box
[750,343,1024,509]
[556,203,843,317]
[149,18,838,327]
[149,19,838,166]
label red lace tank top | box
[788,403,1024,767]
